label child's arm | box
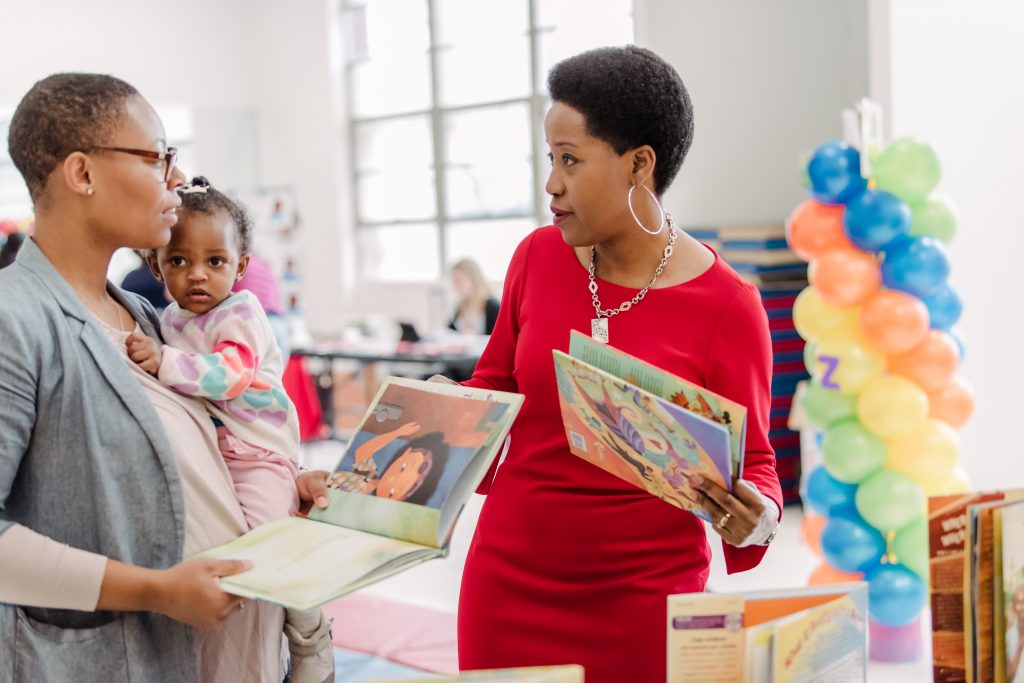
[158,298,271,401]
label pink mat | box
[323,593,459,674]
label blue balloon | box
[867,564,927,627]
[807,141,868,205]
[921,281,963,331]
[821,513,886,573]
[881,235,950,298]
[805,466,858,518]
[843,190,911,252]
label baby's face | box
[153,210,247,314]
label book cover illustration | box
[1001,501,1024,683]
[567,330,746,477]
[200,377,522,610]
[553,350,731,519]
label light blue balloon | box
[867,564,927,627]
[805,466,858,518]
[881,235,950,298]
[821,513,886,573]
[921,281,963,331]
[843,190,911,253]
[808,141,868,205]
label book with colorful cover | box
[666,583,868,683]
[965,499,1024,683]
[366,665,584,683]
[929,489,1024,683]
[1000,501,1024,683]
[553,331,746,520]
[200,377,523,611]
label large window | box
[342,0,633,282]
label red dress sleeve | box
[462,232,535,493]
[704,284,783,574]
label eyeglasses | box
[83,146,179,182]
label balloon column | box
[789,138,975,658]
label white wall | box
[878,0,1024,490]
[633,0,870,225]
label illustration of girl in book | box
[327,421,451,505]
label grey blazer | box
[0,239,198,682]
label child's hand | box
[127,333,162,375]
[295,470,331,515]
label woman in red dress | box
[457,46,783,682]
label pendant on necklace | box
[591,317,609,343]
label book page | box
[199,517,439,611]
[554,350,731,520]
[568,330,747,478]
[667,593,745,683]
[771,590,867,683]
[312,377,522,545]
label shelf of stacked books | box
[691,225,810,504]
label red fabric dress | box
[457,227,783,683]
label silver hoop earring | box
[627,184,665,236]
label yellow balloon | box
[916,466,972,496]
[857,375,929,438]
[812,337,886,396]
[793,287,860,343]
[887,418,960,480]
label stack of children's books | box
[201,376,523,610]
[928,488,1024,683]
[667,582,868,682]
[691,224,809,503]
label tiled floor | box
[304,441,933,681]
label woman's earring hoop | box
[627,184,665,236]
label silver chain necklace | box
[588,217,678,343]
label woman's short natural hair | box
[8,73,140,202]
[547,45,694,195]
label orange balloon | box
[814,247,882,307]
[928,375,976,429]
[889,330,960,391]
[802,511,826,556]
[860,289,930,354]
[808,561,863,586]
[786,200,852,262]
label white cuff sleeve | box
[733,480,781,548]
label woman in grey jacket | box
[0,73,329,682]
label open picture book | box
[552,330,747,521]
[200,376,523,611]
[667,582,868,683]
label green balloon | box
[910,194,958,244]
[873,137,941,205]
[802,381,858,430]
[856,469,926,533]
[799,150,812,190]
[892,515,929,581]
[822,419,887,483]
